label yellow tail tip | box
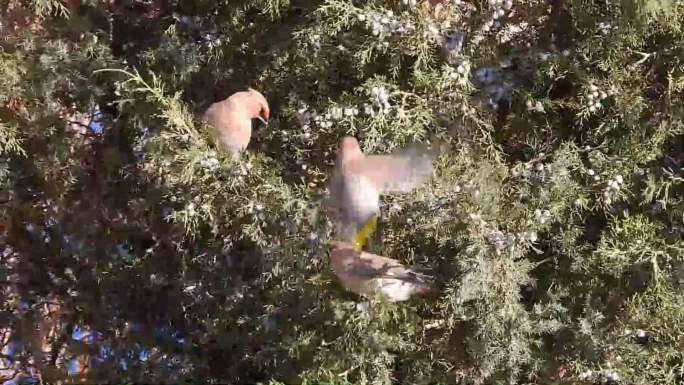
[352,215,378,251]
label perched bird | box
[329,241,434,302]
[328,136,440,243]
[203,88,269,158]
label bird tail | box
[406,268,436,298]
[352,215,378,251]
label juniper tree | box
[1,0,684,384]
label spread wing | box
[356,142,438,193]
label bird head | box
[340,136,361,153]
[337,136,364,165]
[247,88,270,125]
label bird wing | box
[356,142,438,193]
[343,248,432,283]
[203,98,252,153]
[203,98,236,127]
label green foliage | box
[588,214,682,277]
[0,122,25,157]
[30,0,70,18]
[2,0,684,384]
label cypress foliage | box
[1,0,684,383]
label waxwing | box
[203,88,269,158]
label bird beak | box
[256,116,268,126]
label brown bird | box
[328,136,439,243]
[203,88,270,158]
[329,241,434,302]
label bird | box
[328,136,440,244]
[328,241,434,302]
[203,88,269,159]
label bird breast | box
[342,173,380,224]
